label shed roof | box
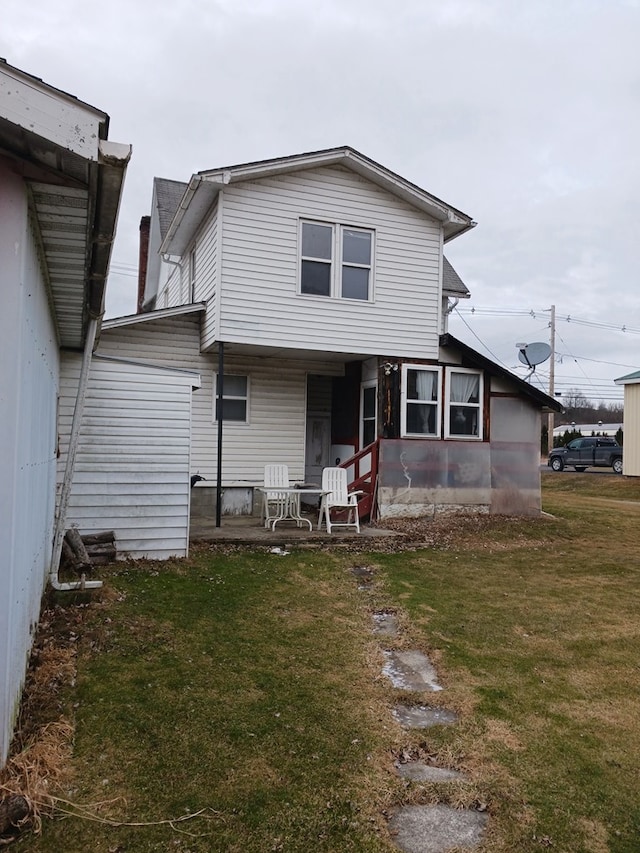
[615,369,640,385]
[442,257,470,298]
[440,333,563,412]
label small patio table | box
[257,486,329,531]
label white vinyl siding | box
[59,355,196,559]
[0,172,59,763]
[217,165,442,359]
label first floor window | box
[215,374,248,422]
[445,369,482,438]
[401,365,441,437]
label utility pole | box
[548,304,556,454]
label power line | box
[456,306,640,335]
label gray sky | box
[4,0,639,408]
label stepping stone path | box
[395,762,467,783]
[360,567,487,853]
[388,804,488,853]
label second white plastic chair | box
[318,467,361,534]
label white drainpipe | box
[49,317,103,591]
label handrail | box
[337,439,380,520]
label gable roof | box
[155,178,188,240]
[160,146,476,256]
[440,333,563,412]
[442,257,470,299]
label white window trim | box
[444,367,483,440]
[299,219,374,302]
[360,380,378,448]
[213,373,250,425]
[400,363,442,439]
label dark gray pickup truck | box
[548,436,623,473]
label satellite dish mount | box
[517,342,551,381]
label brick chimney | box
[137,215,151,313]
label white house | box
[0,60,130,766]
[58,147,560,559]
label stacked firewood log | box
[61,528,117,574]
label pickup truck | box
[548,436,623,474]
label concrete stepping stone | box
[389,804,487,853]
[395,761,467,783]
[372,611,399,637]
[392,704,458,729]
[383,650,443,692]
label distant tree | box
[616,427,624,446]
[554,428,582,448]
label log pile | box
[62,528,117,574]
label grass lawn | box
[7,472,640,852]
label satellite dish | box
[517,342,551,368]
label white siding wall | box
[0,167,59,764]
[95,314,341,486]
[216,165,442,359]
[195,202,218,350]
[58,354,196,559]
[622,384,640,476]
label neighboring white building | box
[59,148,561,558]
[553,423,623,438]
[0,60,129,766]
[615,371,640,476]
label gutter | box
[49,139,131,591]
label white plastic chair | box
[318,467,361,534]
[263,464,289,528]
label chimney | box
[137,215,151,313]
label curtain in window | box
[450,372,479,403]
[415,370,435,401]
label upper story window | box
[445,368,483,439]
[401,365,442,438]
[300,221,373,301]
[214,374,249,423]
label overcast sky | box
[4,0,639,409]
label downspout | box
[215,341,224,527]
[49,317,103,591]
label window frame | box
[360,380,378,448]
[444,367,483,440]
[299,219,374,302]
[400,363,442,439]
[213,373,250,424]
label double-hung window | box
[401,364,441,437]
[214,374,249,423]
[445,368,482,438]
[300,221,373,300]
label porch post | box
[216,341,224,527]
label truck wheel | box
[612,458,623,474]
[550,457,564,472]
[574,466,586,472]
